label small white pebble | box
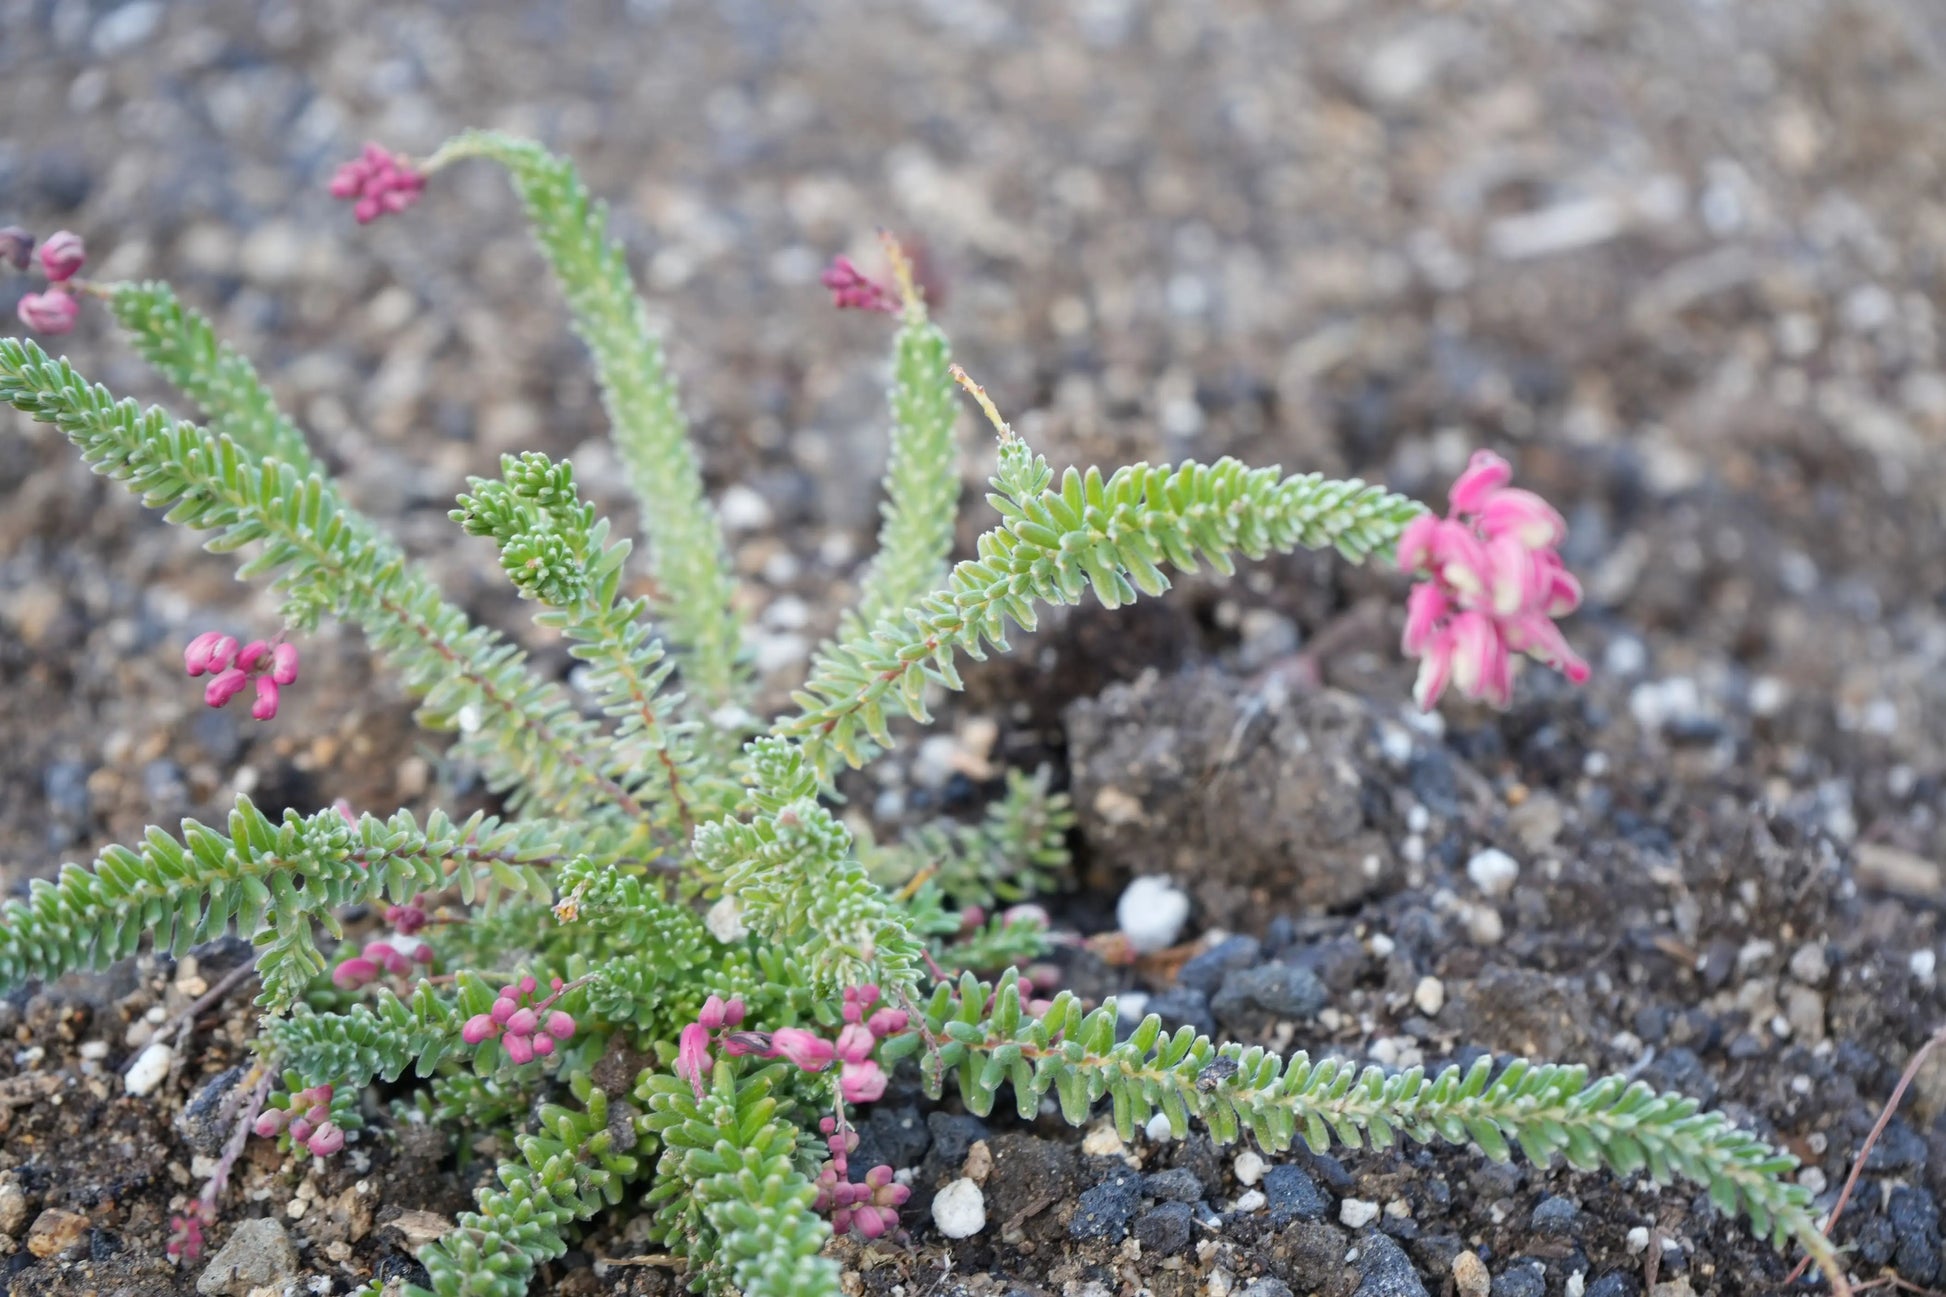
[932,1178,986,1238]
[1625,1226,1651,1255]
[1799,1167,1827,1195]
[1368,932,1395,957]
[717,483,773,532]
[1233,1190,1267,1213]
[1567,1272,1586,1297]
[1413,976,1445,1017]
[1145,1112,1175,1143]
[1081,1125,1126,1158]
[1466,904,1505,946]
[1233,1151,1267,1186]
[1383,1198,1412,1219]
[287,1195,309,1219]
[705,896,747,943]
[144,1004,168,1024]
[124,1041,173,1096]
[1117,876,1191,954]
[1117,992,1151,1024]
[1466,848,1520,897]
[1339,1199,1380,1228]
[1911,949,1937,981]
[1452,1250,1491,1297]
[78,1040,109,1062]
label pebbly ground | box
[3,0,1946,1294]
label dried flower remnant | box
[1396,450,1589,709]
[820,254,900,313]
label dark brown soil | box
[4,1,1946,1295]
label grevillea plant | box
[0,133,1840,1296]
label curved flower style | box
[1396,450,1589,709]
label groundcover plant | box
[0,134,1840,1296]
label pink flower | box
[183,631,230,676]
[236,639,270,672]
[461,1014,498,1045]
[17,288,79,334]
[544,1010,576,1040]
[329,143,426,224]
[204,667,249,708]
[767,1027,836,1072]
[820,255,899,313]
[865,1007,908,1038]
[503,1033,536,1065]
[306,1122,345,1157]
[490,995,519,1024]
[675,1022,712,1097]
[1397,450,1588,710]
[250,677,281,720]
[270,642,300,685]
[37,231,84,282]
[253,1110,287,1138]
[330,956,379,990]
[839,1060,888,1104]
[834,1023,876,1065]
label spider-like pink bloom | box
[1396,450,1589,710]
[329,143,427,224]
[820,255,899,313]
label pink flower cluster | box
[674,987,908,1104]
[329,143,427,224]
[820,255,899,313]
[253,1082,346,1157]
[386,894,429,935]
[11,227,86,335]
[461,975,578,1064]
[1396,450,1589,710]
[815,1119,911,1239]
[184,631,300,720]
[331,936,432,990]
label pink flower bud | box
[331,956,378,990]
[1002,903,1050,928]
[270,642,300,685]
[866,1008,908,1038]
[462,1014,498,1045]
[17,289,79,334]
[820,255,899,312]
[854,1206,891,1239]
[183,631,227,676]
[330,144,426,224]
[840,1060,888,1104]
[503,1033,536,1065]
[306,1122,345,1157]
[37,231,85,282]
[1448,449,1512,516]
[288,1116,315,1143]
[254,1110,288,1138]
[835,1023,876,1065]
[201,662,243,701]
[250,677,281,720]
[531,1033,556,1056]
[722,997,746,1027]
[0,226,32,272]
[1401,582,1450,657]
[489,996,519,1024]
[768,1027,836,1072]
[544,1010,575,1040]
[236,640,270,671]
[698,994,731,1032]
[518,975,538,996]
[1476,487,1566,551]
[504,1007,538,1038]
[675,1022,712,1097]
[1394,512,1440,576]
[410,942,433,965]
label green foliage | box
[637,1060,837,1297]
[840,289,961,637]
[692,738,925,997]
[425,130,747,718]
[418,1073,640,1297]
[0,129,1838,1296]
[110,280,318,472]
[780,437,1426,779]
[0,337,641,826]
[865,765,1074,911]
[905,969,1837,1273]
[455,451,733,831]
[0,795,554,1012]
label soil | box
[4,1,1946,1295]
